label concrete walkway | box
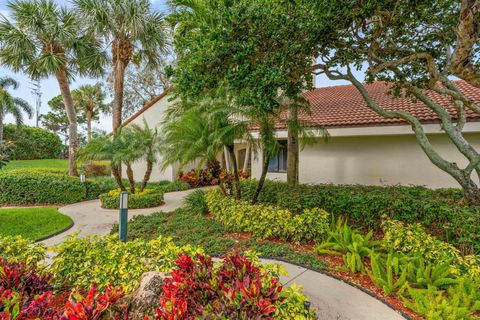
[41,189,405,320]
[41,189,195,247]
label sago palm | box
[0,77,33,144]
[0,0,106,176]
[72,83,109,142]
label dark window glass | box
[268,140,287,172]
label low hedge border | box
[0,169,109,205]
[99,189,164,209]
[205,188,330,242]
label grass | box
[3,159,68,171]
[0,207,73,241]
[123,208,327,271]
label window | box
[268,140,287,172]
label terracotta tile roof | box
[294,80,480,128]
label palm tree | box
[74,0,168,184]
[127,120,161,192]
[161,92,251,199]
[0,77,33,144]
[72,83,109,142]
[0,0,106,176]
[77,130,127,191]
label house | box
[122,81,480,189]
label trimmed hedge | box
[0,169,108,205]
[240,179,480,254]
[4,124,63,160]
[205,188,330,242]
[99,188,164,209]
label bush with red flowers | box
[153,251,284,320]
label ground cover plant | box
[240,179,480,255]
[99,188,164,209]
[0,207,72,241]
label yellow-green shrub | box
[0,236,46,266]
[50,234,202,293]
[99,188,164,209]
[205,188,329,241]
[382,218,480,278]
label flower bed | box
[0,235,315,319]
[99,188,164,209]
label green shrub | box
[0,236,46,265]
[401,255,458,290]
[400,279,480,320]
[381,218,480,279]
[205,188,330,242]
[367,251,408,295]
[79,161,111,177]
[156,180,190,193]
[50,234,202,293]
[0,169,86,205]
[183,189,208,213]
[99,188,164,209]
[240,179,480,254]
[4,124,63,160]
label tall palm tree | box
[0,0,106,176]
[72,83,109,142]
[0,77,33,144]
[74,0,168,183]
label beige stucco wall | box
[122,94,176,182]
[251,125,480,189]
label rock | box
[126,271,168,319]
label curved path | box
[41,189,405,320]
[41,189,196,247]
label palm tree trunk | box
[56,69,78,176]
[111,55,128,184]
[287,107,299,186]
[252,150,270,204]
[112,164,126,191]
[0,112,4,145]
[126,163,135,194]
[87,111,92,142]
[140,159,153,192]
[228,144,242,199]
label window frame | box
[267,140,288,173]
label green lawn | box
[122,208,327,271]
[3,159,68,171]
[0,207,73,241]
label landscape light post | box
[119,191,128,242]
[80,173,87,199]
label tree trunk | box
[287,106,299,186]
[140,159,153,192]
[87,111,92,142]
[0,112,4,144]
[458,175,480,205]
[228,144,242,200]
[252,150,270,204]
[112,163,126,191]
[56,69,78,176]
[126,163,135,194]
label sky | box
[0,0,358,133]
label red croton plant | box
[153,251,284,320]
[0,258,123,320]
[0,251,283,320]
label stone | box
[126,271,168,319]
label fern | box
[367,251,407,296]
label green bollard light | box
[119,191,128,242]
